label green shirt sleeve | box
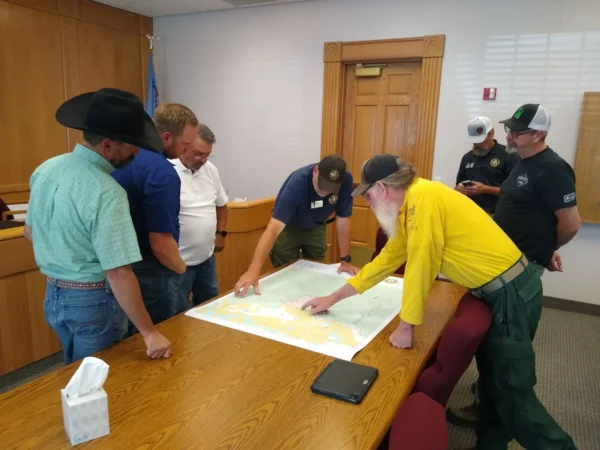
[89,191,142,271]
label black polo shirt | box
[494,147,577,267]
[456,141,519,213]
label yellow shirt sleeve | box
[401,193,445,325]
[347,226,408,294]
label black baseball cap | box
[317,155,346,195]
[352,154,405,197]
[500,103,551,133]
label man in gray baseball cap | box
[455,116,519,215]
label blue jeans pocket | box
[60,290,111,335]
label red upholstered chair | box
[413,293,492,406]
[388,392,448,450]
[371,227,406,274]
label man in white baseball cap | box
[455,116,519,215]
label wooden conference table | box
[0,262,465,450]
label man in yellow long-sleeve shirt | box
[302,154,575,450]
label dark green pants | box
[269,225,327,268]
[475,263,577,449]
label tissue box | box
[61,388,110,446]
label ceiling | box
[93,0,308,18]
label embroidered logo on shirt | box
[490,158,500,168]
[328,195,338,204]
[466,162,475,169]
[408,205,416,216]
[329,170,339,181]
[517,174,528,187]
[563,192,576,203]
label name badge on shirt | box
[311,200,324,209]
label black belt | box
[317,216,336,225]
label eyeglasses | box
[504,125,536,137]
[192,152,214,160]
[361,182,376,201]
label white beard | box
[373,201,400,239]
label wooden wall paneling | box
[0,0,68,195]
[573,92,600,223]
[78,0,140,32]
[60,14,81,148]
[76,20,144,99]
[57,0,77,16]
[3,0,59,13]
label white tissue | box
[64,357,109,399]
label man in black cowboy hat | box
[25,88,172,364]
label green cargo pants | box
[269,224,327,268]
[475,263,577,449]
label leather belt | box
[471,255,528,298]
[47,278,106,291]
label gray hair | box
[197,123,216,144]
[379,158,417,190]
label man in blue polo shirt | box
[112,103,198,335]
[234,155,359,297]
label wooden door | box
[339,62,422,255]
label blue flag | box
[145,52,159,116]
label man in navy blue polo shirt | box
[234,155,359,297]
[112,103,198,335]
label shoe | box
[446,403,479,429]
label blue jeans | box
[44,280,118,365]
[114,258,182,339]
[177,254,218,313]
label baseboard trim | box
[543,296,600,317]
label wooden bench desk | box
[0,264,465,449]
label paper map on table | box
[185,260,403,360]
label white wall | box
[154,0,600,304]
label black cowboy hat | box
[55,88,164,154]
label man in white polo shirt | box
[173,124,228,314]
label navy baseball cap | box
[352,154,405,197]
[317,155,346,195]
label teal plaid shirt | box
[26,144,142,282]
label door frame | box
[319,35,445,263]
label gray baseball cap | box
[467,116,493,144]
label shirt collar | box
[72,144,115,174]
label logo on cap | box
[329,170,339,181]
[476,127,484,135]
[328,195,338,204]
[514,107,524,119]
[490,158,500,167]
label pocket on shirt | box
[60,289,112,335]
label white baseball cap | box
[467,116,493,144]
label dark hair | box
[83,132,122,146]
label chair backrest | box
[389,392,448,450]
[413,293,492,406]
[371,228,406,275]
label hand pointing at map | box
[234,270,261,297]
[301,283,358,314]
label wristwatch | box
[340,255,352,263]
[216,230,228,237]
